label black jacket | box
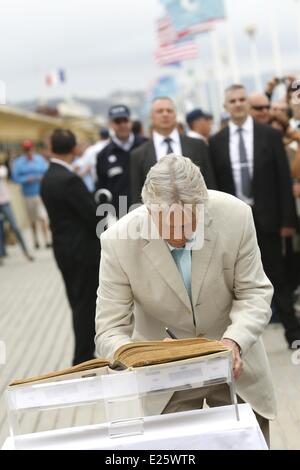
[41,162,100,267]
[96,136,147,216]
[130,135,217,204]
[209,121,298,234]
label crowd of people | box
[2,75,300,446]
[1,75,300,364]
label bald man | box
[249,93,271,125]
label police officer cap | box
[186,108,212,126]
[109,105,130,121]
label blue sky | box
[0,0,299,101]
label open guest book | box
[10,338,230,387]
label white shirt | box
[229,116,254,206]
[187,130,206,142]
[153,129,182,161]
[81,139,110,182]
[51,158,74,172]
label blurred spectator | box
[249,93,271,125]
[219,112,230,130]
[41,129,102,365]
[73,141,96,193]
[265,75,296,101]
[269,119,300,290]
[186,108,213,143]
[271,100,290,121]
[177,122,185,135]
[96,105,147,219]
[132,120,145,138]
[79,128,110,186]
[0,213,4,265]
[12,140,51,249]
[0,165,33,261]
[210,84,300,348]
[289,92,300,130]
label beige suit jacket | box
[96,190,276,419]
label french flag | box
[45,69,66,86]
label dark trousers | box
[57,255,99,365]
[256,230,300,342]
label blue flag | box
[160,0,225,32]
[150,76,179,100]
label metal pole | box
[269,9,283,77]
[224,0,241,83]
[245,25,263,92]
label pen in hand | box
[165,327,178,340]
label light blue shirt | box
[168,236,195,304]
[12,154,49,197]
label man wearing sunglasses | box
[96,105,147,219]
[249,93,271,125]
[249,93,271,124]
[209,85,300,350]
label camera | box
[275,77,287,85]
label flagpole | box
[224,0,240,83]
[210,28,225,110]
[268,9,283,77]
[245,25,263,92]
[294,0,300,52]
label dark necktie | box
[164,137,174,155]
[237,128,253,199]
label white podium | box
[3,352,267,450]
[2,405,267,450]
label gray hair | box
[141,155,208,207]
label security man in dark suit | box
[96,105,147,219]
[130,97,216,205]
[209,84,300,348]
[41,129,101,365]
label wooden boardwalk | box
[0,242,300,449]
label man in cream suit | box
[96,155,276,445]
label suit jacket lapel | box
[140,211,192,311]
[191,208,218,306]
[180,136,190,156]
[145,141,157,172]
[221,127,236,195]
[140,206,218,311]
[143,240,192,311]
[253,121,265,179]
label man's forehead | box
[152,99,175,110]
[226,90,247,100]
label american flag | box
[155,40,198,67]
[156,15,214,46]
[156,16,177,46]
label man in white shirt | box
[186,108,213,143]
[209,84,300,349]
[130,97,216,204]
